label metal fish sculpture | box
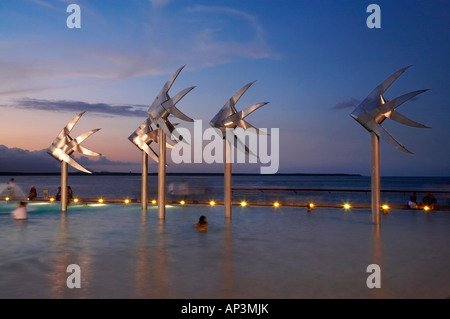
[48,112,101,173]
[129,65,194,161]
[210,81,269,155]
[350,65,429,153]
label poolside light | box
[274,202,280,207]
[344,203,351,210]
[98,198,104,203]
[423,205,430,212]
[50,197,55,202]
[307,203,315,212]
[210,81,269,219]
[73,198,79,203]
[151,199,157,204]
[47,112,101,212]
[209,201,216,206]
[124,199,130,204]
[240,201,247,207]
[5,197,9,201]
[180,200,185,205]
[349,66,429,225]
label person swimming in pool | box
[11,201,28,220]
[195,215,208,232]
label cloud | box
[184,5,279,66]
[332,97,360,110]
[0,145,139,173]
[0,145,58,173]
[30,0,57,9]
[149,0,170,7]
[10,98,148,117]
[0,2,279,102]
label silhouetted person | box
[422,192,437,209]
[56,187,61,201]
[68,186,73,199]
[195,215,208,232]
[408,191,418,209]
[29,186,37,200]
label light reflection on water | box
[0,202,449,299]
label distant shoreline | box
[0,172,362,177]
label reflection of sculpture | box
[210,81,269,218]
[129,66,195,214]
[350,65,429,224]
[48,111,101,174]
[48,112,101,211]
[350,65,429,153]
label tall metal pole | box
[371,131,381,225]
[141,151,148,210]
[224,138,232,219]
[158,128,166,220]
[61,161,68,212]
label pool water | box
[0,202,449,299]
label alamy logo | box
[66,264,81,288]
[366,4,381,29]
[171,120,279,174]
[66,4,81,29]
[366,264,381,288]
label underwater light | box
[343,203,351,209]
[423,205,430,211]
[209,201,215,206]
[98,198,104,203]
[274,202,280,207]
[5,197,10,201]
[73,198,79,203]
[50,197,55,202]
[180,200,185,205]
[240,201,247,207]
[151,199,157,204]
[124,199,130,204]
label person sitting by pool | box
[421,192,437,209]
[68,186,73,199]
[195,215,208,232]
[11,201,28,220]
[29,186,37,201]
[408,191,418,209]
[55,187,61,201]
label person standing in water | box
[12,201,28,220]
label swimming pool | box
[0,201,449,299]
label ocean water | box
[1,174,449,207]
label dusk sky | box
[0,0,448,176]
